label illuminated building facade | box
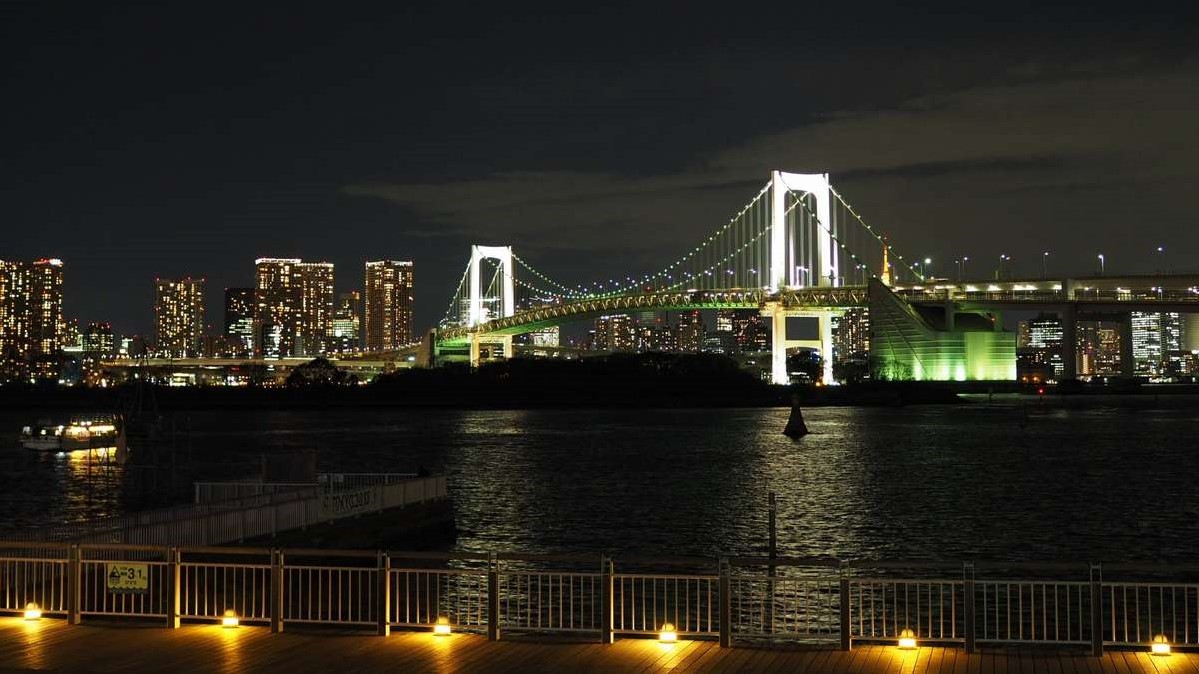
[593,314,635,351]
[254,258,334,358]
[364,260,414,351]
[870,280,1014,381]
[82,322,115,359]
[0,258,65,381]
[331,291,361,354]
[529,326,559,347]
[154,277,205,358]
[676,310,705,353]
[1130,312,1162,376]
[224,287,255,357]
[832,308,870,363]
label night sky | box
[4,3,1198,337]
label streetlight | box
[1042,251,1050,279]
[919,257,932,280]
[1097,254,1105,275]
[998,254,1010,281]
[1157,245,1166,274]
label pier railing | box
[0,475,447,547]
[2,544,1196,654]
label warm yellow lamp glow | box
[1151,634,1171,656]
[658,622,678,643]
[24,603,42,621]
[897,628,917,650]
[222,609,239,628]
[433,616,452,636]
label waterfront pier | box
[3,543,1199,671]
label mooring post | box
[767,492,776,635]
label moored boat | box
[20,414,127,452]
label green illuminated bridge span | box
[409,170,1199,383]
[435,286,869,346]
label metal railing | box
[1,475,447,547]
[4,543,1199,655]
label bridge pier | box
[469,333,514,369]
[765,301,836,385]
[1119,315,1135,377]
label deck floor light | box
[222,609,239,628]
[434,616,452,636]
[658,622,678,643]
[24,603,42,621]
[897,628,917,650]
[1152,634,1171,656]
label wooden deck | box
[1,619,1195,673]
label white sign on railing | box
[319,487,377,519]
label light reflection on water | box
[1,402,1197,562]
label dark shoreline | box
[5,380,1199,411]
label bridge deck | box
[2,620,1192,673]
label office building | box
[331,291,361,354]
[224,287,255,357]
[154,277,205,358]
[364,260,414,351]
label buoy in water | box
[783,394,809,438]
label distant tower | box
[880,240,892,286]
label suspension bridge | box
[426,171,937,385]
[382,170,1199,384]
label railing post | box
[839,564,851,651]
[963,562,976,654]
[270,548,285,634]
[376,551,390,636]
[718,557,731,648]
[600,556,614,644]
[68,544,81,625]
[169,546,182,623]
[1090,563,1103,657]
[487,554,501,641]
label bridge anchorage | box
[419,170,1198,385]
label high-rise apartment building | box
[593,314,635,351]
[331,291,361,354]
[832,308,870,363]
[676,310,705,353]
[254,258,335,358]
[364,261,414,351]
[154,277,205,358]
[0,258,65,381]
[224,287,255,357]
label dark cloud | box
[2,5,1198,334]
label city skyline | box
[4,5,1197,337]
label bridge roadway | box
[437,273,1199,345]
[1,619,1188,673]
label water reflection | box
[2,403,1198,562]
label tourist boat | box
[20,414,127,452]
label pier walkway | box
[1,474,447,546]
[0,619,1190,673]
